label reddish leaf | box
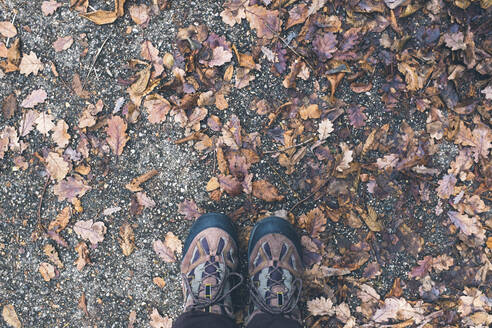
[252,180,284,202]
[218,174,242,196]
[346,105,367,128]
[53,176,91,202]
[106,116,129,156]
[53,36,73,52]
[313,32,338,61]
[178,199,203,220]
[408,255,433,279]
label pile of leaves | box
[1,0,491,327]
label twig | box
[265,160,300,200]
[83,35,111,88]
[288,190,315,214]
[36,176,51,232]
[6,13,16,47]
[263,137,314,154]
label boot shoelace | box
[248,265,302,316]
[183,258,244,313]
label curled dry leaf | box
[74,241,91,271]
[74,219,106,245]
[81,10,118,25]
[106,116,129,156]
[127,65,151,106]
[53,36,73,52]
[149,308,172,328]
[44,244,64,269]
[2,304,21,328]
[48,206,71,232]
[125,169,158,192]
[252,180,284,202]
[19,52,43,76]
[39,262,56,281]
[119,223,135,256]
[21,89,47,108]
[19,110,38,137]
[46,152,70,181]
[72,73,90,99]
[42,1,63,16]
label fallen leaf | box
[70,0,88,12]
[408,255,433,279]
[127,66,151,106]
[136,191,156,208]
[48,206,71,232]
[299,104,321,120]
[307,297,335,316]
[78,292,89,317]
[313,32,338,61]
[252,180,284,202]
[299,208,326,238]
[106,116,129,156]
[39,262,56,281]
[119,223,135,256]
[0,21,17,38]
[318,119,334,140]
[149,308,172,328]
[336,142,353,172]
[443,31,466,51]
[220,0,246,27]
[19,52,43,76]
[34,112,55,135]
[144,94,171,123]
[347,105,367,128]
[74,219,107,245]
[376,154,399,171]
[448,211,485,242]
[2,304,21,328]
[125,169,159,192]
[19,110,39,137]
[372,298,425,324]
[53,176,91,202]
[209,46,233,67]
[152,239,175,263]
[436,174,457,199]
[128,310,137,328]
[44,244,64,268]
[129,4,150,26]
[21,89,47,108]
[164,232,182,256]
[72,73,90,99]
[178,199,203,220]
[244,5,280,39]
[52,120,70,148]
[2,93,16,119]
[153,277,166,288]
[53,36,73,52]
[81,10,118,25]
[42,1,63,16]
[46,152,69,181]
[74,241,91,271]
[140,41,164,76]
[218,174,242,195]
[384,0,406,9]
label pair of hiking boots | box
[180,213,303,325]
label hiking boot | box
[180,213,243,318]
[246,216,303,325]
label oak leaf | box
[220,0,246,26]
[346,105,367,128]
[178,199,203,220]
[252,180,284,202]
[376,154,399,170]
[318,118,334,140]
[307,297,335,316]
[299,104,321,120]
[209,46,232,67]
[372,298,424,323]
[19,52,43,76]
[53,176,91,202]
[106,116,129,156]
[444,32,466,51]
[153,239,175,263]
[72,73,90,99]
[127,66,151,106]
[144,94,171,123]
[74,219,107,245]
[46,152,69,181]
[141,41,164,76]
[48,206,71,232]
[21,89,47,108]
[35,112,55,135]
[42,1,63,16]
[164,232,183,256]
[448,211,485,242]
[336,143,353,172]
[245,5,280,39]
[436,174,456,199]
[149,308,172,328]
[313,32,337,61]
[52,119,70,148]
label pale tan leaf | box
[372,298,425,324]
[448,211,485,242]
[2,304,21,328]
[153,239,175,263]
[19,110,39,137]
[42,1,63,16]
[74,241,91,271]
[21,89,47,108]
[208,46,233,67]
[336,142,353,172]
[52,119,70,148]
[39,262,56,281]
[46,152,69,181]
[144,94,171,124]
[307,297,335,316]
[164,232,182,256]
[53,36,73,52]
[0,21,17,38]
[129,4,150,25]
[119,223,135,256]
[136,191,156,208]
[48,206,71,232]
[318,118,334,140]
[436,174,456,199]
[376,154,399,170]
[19,52,43,76]
[74,219,106,245]
[244,5,279,39]
[106,116,129,156]
[149,308,172,328]
[53,176,91,202]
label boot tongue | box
[266,267,287,308]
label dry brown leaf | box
[19,52,43,76]
[128,310,137,328]
[119,223,135,256]
[125,169,158,192]
[35,112,55,135]
[448,211,485,242]
[53,176,91,202]
[74,219,106,245]
[127,65,151,106]
[487,237,492,250]
[436,174,457,199]
[115,0,126,17]
[53,36,73,52]
[74,241,91,271]
[153,239,175,263]
[48,206,71,232]
[44,244,64,268]
[70,0,88,12]
[106,116,129,156]
[140,41,164,76]
[0,39,20,73]
[129,4,150,25]
[72,73,90,99]
[39,262,56,281]
[206,176,220,191]
[42,1,63,16]
[209,46,233,67]
[78,292,89,317]
[0,21,17,38]
[245,5,279,39]
[2,304,21,328]
[19,110,38,137]
[307,297,335,316]
[164,232,182,256]
[299,104,321,120]
[144,94,171,123]
[136,191,156,208]
[81,10,118,25]
[149,308,172,328]
[46,152,70,181]
[153,277,166,288]
[2,93,16,119]
[52,119,70,148]
[252,180,284,202]
[178,199,203,220]
[21,89,47,108]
